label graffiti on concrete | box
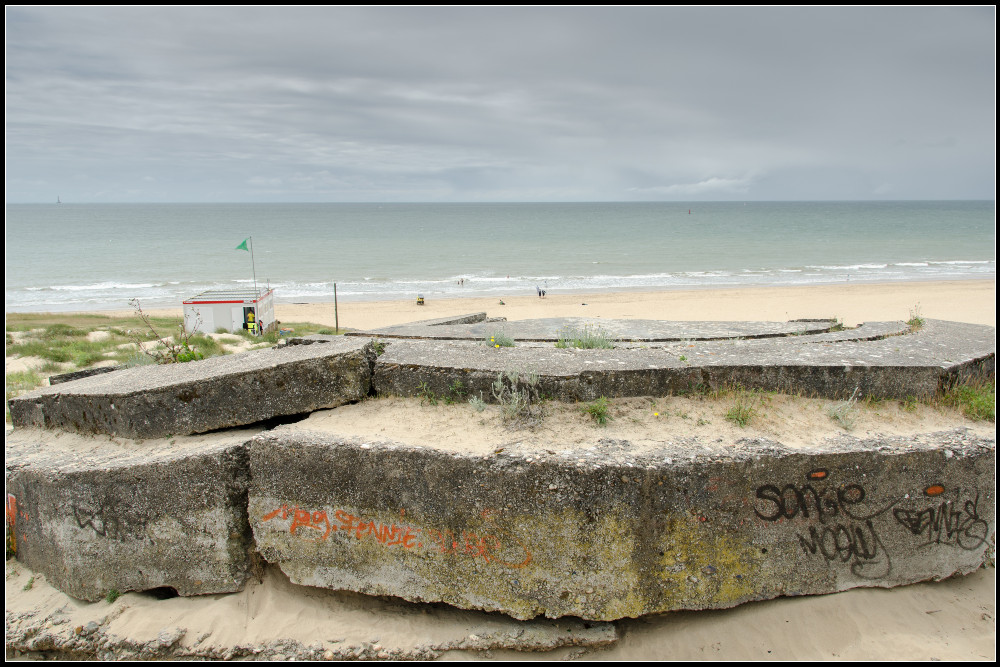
[71,503,121,539]
[753,471,897,579]
[892,485,988,551]
[262,504,531,568]
[6,493,29,552]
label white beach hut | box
[183,288,275,335]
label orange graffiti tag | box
[263,504,531,568]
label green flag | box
[236,238,249,251]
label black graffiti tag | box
[893,491,988,551]
[754,482,896,524]
[754,479,897,579]
[795,518,891,580]
[72,504,120,539]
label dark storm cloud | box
[4,6,995,202]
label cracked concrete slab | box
[372,318,994,402]
[7,337,374,439]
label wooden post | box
[334,283,339,334]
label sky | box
[5,6,996,203]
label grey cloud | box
[4,6,994,202]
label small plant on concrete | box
[371,338,387,356]
[555,325,615,349]
[491,369,543,427]
[582,396,613,425]
[486,331,515,348]
[416,381,438,406]
[444,380,467,404]
[725,385,762,428]
[827,387,861,431]
[907,304,925,330]
[105,588,121,604]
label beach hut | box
[183,288,275,335]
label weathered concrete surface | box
[373,319,995,402]
[249,426,995,621]
[8,337,375,439]
[5,428,256,602]
[353,315,848,342]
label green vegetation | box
[907,304,925,329]
[23,576,34,592]
[827,388,861,431]
[942,380,995,422]
[4,310,333,416]
[555,325,615,349]
[105,588,121,604]
[491,369,543,427]
[417,381,438,406]
[6,370,44,400]
[725,385,764,428]
[444,380,467,405]
[486,331,516,348]
[581,396,613,425]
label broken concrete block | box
[8,337,374,439]
[5,428,255,601]
[249,426,994,621]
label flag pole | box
[249,236,258,296]
[250,236,259,333]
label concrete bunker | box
[5,314,996,621]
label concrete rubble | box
[5,315,996,623]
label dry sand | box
[96,279,996,330]
[5,279,996,660]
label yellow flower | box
[495,344,500,348]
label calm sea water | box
[4,201,995,312]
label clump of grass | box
[827,388,861,431]
[486,331,515,348]
[6,370,44,399]
[581,396,613,425]
[105,588,121,604]
[907,303,925,329]
[555,325,615,349]
[943,380,995,422]
[23,576,34,591]
[725,385,763,428]
[491,369,543,428]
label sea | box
[4,201,995,313]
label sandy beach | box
[6,279,996,660]
[98,279,996,331]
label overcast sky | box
[5,6,996,203]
